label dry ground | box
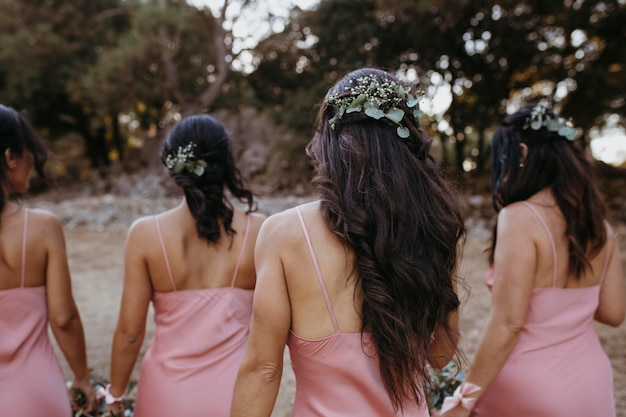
[42,195,626,416]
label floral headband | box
[523,104,577,141]
[325,74,424,139]
[165,143,207,176]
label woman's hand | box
[102,401,125,417]
[69,376,99,414]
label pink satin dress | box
[472,202,615,417]
[0,209,72,416]
[287,207,430,417]
[132,215,253,417]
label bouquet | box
[425,360,464,415]
[68,376,136,417]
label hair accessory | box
[439,382,482,413]
[165,143,208,176]
[326,74,424,139]
[523,104,577,141]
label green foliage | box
[2,0,625,179]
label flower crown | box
[165,143,207,176]
[523,104,577,141]
[326,74,424,139]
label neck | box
[527,188,555,206]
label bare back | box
[277,201,362,339]
[513,197,612,289]
[0,205,60,290]
[133,202,264,293]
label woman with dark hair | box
[0,104,98,415]
[232,68,465,416]
[104,114,265,417]
[440,104,625,417]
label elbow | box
[240,358,283,385]
[595,311,625,328]
[115,326,145,348]
[49,310,81,332]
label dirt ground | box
[47,196,626,416]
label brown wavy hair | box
[307,68,465,410]
[489,104,607,276]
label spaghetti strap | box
[521,202,558,286]
[296,207,341,333]
[230,215,251,287]
[21,208,28,288]
[154,215,177,291]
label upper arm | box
[429,274,460,368]
[242,215,292,370]
[43,213,78,325]
[595,228,625,327]
[490,206,537,330]
[115,219,153,337]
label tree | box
[0,0,131,168]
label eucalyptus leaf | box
[365,107,385,119]
[546,118,560,131]
[351,94,367,107]
[385,108,405,124]
[397,126,410,138]
[559,125,576,140]
[530,117,543,130]
[193,166,205,176]
[346,105,362,113]
[407,94,420,108]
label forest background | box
[2,0,626,187]
[2,0,626,415]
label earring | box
[519,162,524,168]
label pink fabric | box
[440,383,481,413]
[287,207,429,416]
[133,215,253,417]
[0,209,71,416]
[475,202,616,417]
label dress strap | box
[21,208,29,288]
[521,202,558,286]
[230,215,251,287]
[154,215,177,291]
[296,206,340,334]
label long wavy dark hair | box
[160,114,255,243]
[0,104,50,215]
[489,103,607,276]
[307,68,465,410]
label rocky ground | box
[25,169,626,416]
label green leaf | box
[385,108,405,124]
[397,126,410,138]
[365,107,385,119]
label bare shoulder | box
[497,202,540,233]
[258,201,319,247]
[126,215,158,243]
[26,208,64,236]
[247,211,267,232]
[27,207,62,225]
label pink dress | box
[133,215,253,417]
[472,202,615,417]
[287,207,430,417]
[0,209,72,416]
